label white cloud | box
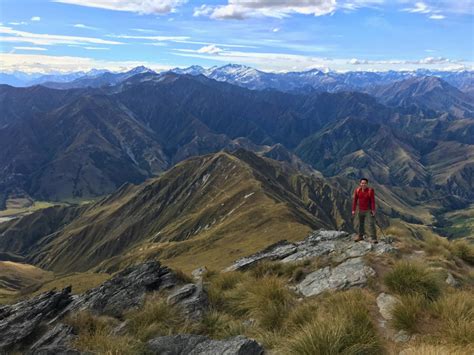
[53,0,187,15]
[194,0,389,19]
[173,47,473,72]
[401,1,449,20]
[82,46,109,50]
[0,25,122,46]
[9,21,28,26]
[195,0,338,19]
[348,56,459,65]
[13,46,47,51]
[110,34,190,41]
[31,16,41,21]
[73,23,99,30]
[403,2,430,13]
[197,44,223,54]
[429,14,445,20]
[0,53,173,73]
[272,27,280,32]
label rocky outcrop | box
[60,260,179,318]
[0,287,73,352]
[147,334,264,355]
[167,283,209,320]
[226,229,397,297]
[1,260,209,353]
[225,229,397,272]
[28,323,79,355]
[296,257,376,297]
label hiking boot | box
[370,238,378,244]
[354,234,364,242]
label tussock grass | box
[284,290,381,355]
[384,262,442,300]
[66,311,143,354]
[235,276,295,330]
[248,260,309,280]
[125,293,196,341]
[391,295,426,334]
[430,290,474,345]
[198,310,247,339]
[450,240,474,265]
[399,344,474,355]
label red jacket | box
[352,187,375,212]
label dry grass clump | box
[450,240,474,265]
[430,290,474,345]
[234,276,295,330]
[125,293,196,341]
[384,261,442,300]
[198,310,247,339]
[66,311,143,354]
[399,344,474,355]
[284,290,381,355]
[391,295,426,334]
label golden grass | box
[429,290,474,345]
[31,272,110,296]
[384,261,442,300]
[66,311,143,354]
[391,295,426,334]
[125,293,197,341]
[283,290,382,355]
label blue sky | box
[0,0,473,73]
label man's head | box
[360,178,369,189]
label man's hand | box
[352,211,356,217]
[371,210,376,216]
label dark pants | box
[358,210,376,239]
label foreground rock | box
[60,260,179,318]
[0,287,73,352]
[225,229,396,272]
[147,334,264,355]
[167,283,209,320]
[296,257,376,297]
[1,260,209,353]
[377,293,398,320]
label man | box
[352,178,377,243]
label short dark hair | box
[360,178,369,183]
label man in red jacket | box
[352,178,377,243]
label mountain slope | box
[0,150,352,273]
[373,76,474,118]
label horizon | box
[1,0,473,74]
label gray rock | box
[147,334,264,355]
[192,266,208,280]
[61,260,179,318]
[226,229,395,271]
[0,287,73,352]
[28,323,79,355]
[393,330,411,343]
[167,283,209,320]
[376,293,398,320]
[296,257,376,297]
[224,240,297,271]
[445,272,459,287]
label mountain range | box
[2,64,473,96]
[0,70,472,215]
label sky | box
[0,0,473,73]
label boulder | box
[27,323,79,355]
[225,229,396,271]
[376,293,398,320]
[60,260,179,318]
[167,283,209,320]
[147,334,264,355]
[296,257,376,297]
[0,287,73,352]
